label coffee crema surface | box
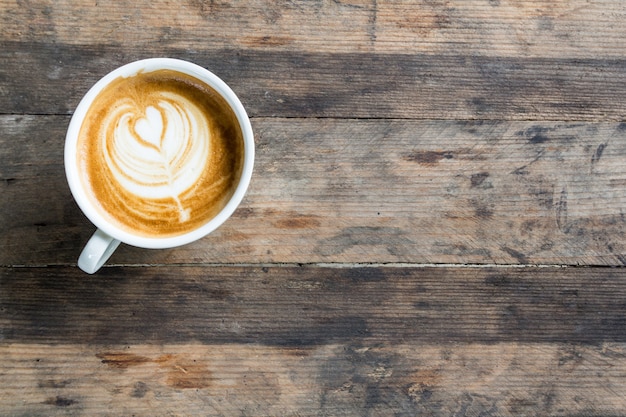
[77,69,244,238]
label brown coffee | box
[76,69,244,238]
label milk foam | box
[78,69,244,238]
[102,93,210,222]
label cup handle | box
[78,229,121,274]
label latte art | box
[104,97,210,221]
[77,69,244,238]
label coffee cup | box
[65,58,254,273]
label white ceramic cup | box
[65,58,254,274]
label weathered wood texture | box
[3,1,626,415]
[2,0,625,58]
[1,265,626,415]
[4,265,626,345]
[3,342,626,416]
[3,115,626,266]
[3,1,626,120]
[2,42,626,120]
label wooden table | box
[2,1,626,415]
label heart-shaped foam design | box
[101,92,211,222]
[134,106,164,150]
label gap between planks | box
[1,262,578,269]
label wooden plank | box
[2,265,626,345]
[2,265,626,415]
[3,2,625,416]
[2,42,626,120]
[3,116,626,266]
[1,0,624,58]
[1,342,625,416]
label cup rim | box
[65,58,254,249]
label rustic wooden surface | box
[2,0,626,415]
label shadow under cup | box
[65,58,255,273]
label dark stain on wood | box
[502,305,530,332]
[38,379,71,388]
[469,97,493,114]
[233,207,255,219]
[470,172,491,188]
[472,200,494,220]
[475,205,494,220]
[484,274,511,287]
[403,150,453,165]
[518,126,554,144]
[96,353,151,369]
[131,381,149,398]
[555,187,568,232]
[531,186,554,209]
[501,247,529,264]
[529,132,550,144]
[44,396,77,407]
[591,142,607,165]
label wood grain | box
[2,265,626,415]
[2,42,626,120]
[2,0,625,58]
[2,342,625,416]
[2,265,626,345]
[3,115,626,266]
[3,1,626,415]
